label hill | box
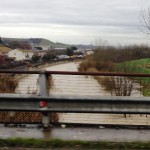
[0,45,12,54]
[0,38,12,54]
[2,37,70,50]
[1,37,96,50]
[29,38,70,50]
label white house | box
[7,49,34,61]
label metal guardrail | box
[1,70,150,76]
[0,94,150,114]
[0,70,150,126]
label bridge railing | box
[0,70,149,96]
[0,68,149,96]
[0,70,150,126]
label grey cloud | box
[0,0,149,45]
[0,0,148,28]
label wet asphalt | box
[0,124,150,142]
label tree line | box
[79,45,150,96]
[79,45,150,72]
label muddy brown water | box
[1,62,150,142]
[15,62,149,126]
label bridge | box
[0,70,150,127]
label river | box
[15,62,149,126]
[44,62,146,126]
[1,61,150,141]
[16,62,108,96]
[45,62,110,96]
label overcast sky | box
[0,0,150,45]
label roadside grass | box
[0,138,150,149]
[117,58,150,74]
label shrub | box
[0,74,18,93]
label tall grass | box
[0,74,18,93]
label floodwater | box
[45,62,110,96]
[46,62,147,126]
[15,62,149,126]
[2,62,150,141]
[15,62,109,96]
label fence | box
[0,70,148,96]
[0,70,150,126]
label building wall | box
[8,49,33,61]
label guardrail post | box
[39,71,50,128]
[39,71,49,96]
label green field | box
[117,58,150,96]
[116,58,150,72]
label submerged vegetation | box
[0,73,59,124]
[79,45,150,96]
[0,74,18,93]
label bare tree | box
[139,8,150,35]
[100,64,141,96]
[101,76,139,96]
